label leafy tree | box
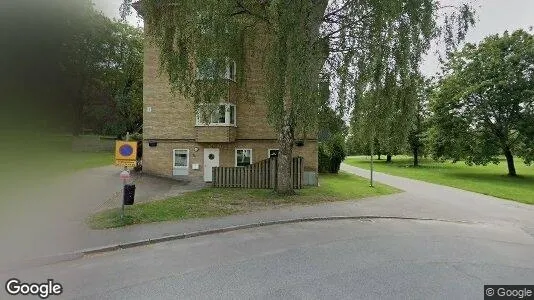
[122,0,475,194]
[59,2,119,135]
[318,105,347,143]
[429,30,534,176]
[318,144,331,173]
[351,78,421,163]
[407,79,431,167]
[318,96,348,173]
[328,134,347,173]
[58,4,144,136]
[92,22,144,136]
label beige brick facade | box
[142,31,318,183]
[143,140,317,183]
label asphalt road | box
[2,218,533,300]
[0,166,204,266]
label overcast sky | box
[93,0,534,76]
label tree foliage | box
[1,0,143,136]
[428,30,534,176]
[348,3,475,164]
[319,134,346,174]
[122,0,475,193]
[407,78,432,166]
[90,22,144,136]
[61,3,144,136]
[318,105,347,143]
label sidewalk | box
[340,163,534,227]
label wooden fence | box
[212,156,304,189]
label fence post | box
[299,157,303,189]
[212,167,216,187]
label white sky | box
[93,0,534,76]
[422,0,534,75]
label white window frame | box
[196,58,236,82]
[196,103,236,127]
[268,149,279,158]
[235,149,253,167]
[173,149,190,169]
[225,60,237,82]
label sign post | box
[370,139,374,188]
[120,167,131,220]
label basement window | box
[235,149,252,167]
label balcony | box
[195,102,236,143]
[195,126,236,143]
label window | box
[211,105,226,124]
[225,60,237,81]
[173,149,189,168]
[197,58,236,81]
[196,59,217,80]
[268,149,279,158]
[173,149,189,176]
[196,103,236,126]
[235,149,252,167]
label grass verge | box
[1,134,113,177]
[344,156,534,205]
[88,172,400,229]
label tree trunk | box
[413,147,419,167]
[386,154,392,163]
[276,115,294,195]
[504,148,517,176]
[274,28,294,195]
[377,152,381,160]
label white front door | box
[203,148,220,182]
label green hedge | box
[319,134,347,174]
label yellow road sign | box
[115,141,137,167]
[115,141,137,160]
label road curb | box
[3,215,476,272]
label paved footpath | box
[340,164,534,229]
[2,163,533,270]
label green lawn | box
[0,134,113,195]
[344,156,534,204]
[88,172,400,229]
[1,134,113,174]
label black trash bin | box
[123,184,136,205]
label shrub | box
[318,134,347,174]
[329,136,346,173]
[318,144,330,173]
